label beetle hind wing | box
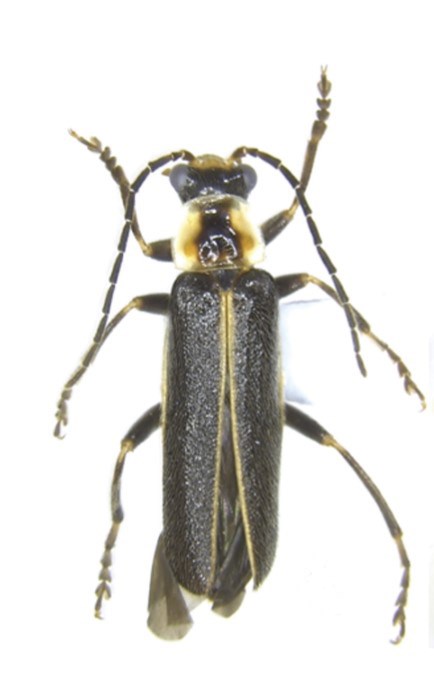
[147,534,194,640]
[212,589,246,617]
[211,520,252,617]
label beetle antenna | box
[231,145,366,378]
[125,149,195,255]
[54,133,133,438]
[54,134,194,437]
[285,66,332,222]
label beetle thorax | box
[172,194,265,271]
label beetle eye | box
[241,165,257,193]
[169,164,190,194]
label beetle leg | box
[55,132,189,439]
[94,403,161,619]
[126,150,194,257]
[69,130,134,219]
[55,133,193,440]
[69,130,183,262]
[276,273,425,408]
[284,402,409,644]
[99,293,169,346]
[259,67,332,245]
[295,68,331,194]
[232,145,365,378]
[54,294,169,438]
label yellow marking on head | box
[189,154,237,170]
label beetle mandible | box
[54,69,425,642]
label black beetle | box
[54,70,424,642]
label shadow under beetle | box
[54,69,425,642]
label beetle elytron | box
[54,69,425,642]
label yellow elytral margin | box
[209,293,228,589]
[225,291,258,584]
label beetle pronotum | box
[54,69,425,642]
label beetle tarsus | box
[362,330,426,408]
[389,537,410,644]
[95,580,111,619]
[94,522,119,618]
[54,391,71,438]
[53,418,66,439]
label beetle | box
[54,69,425,642]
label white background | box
[1,1,433,672]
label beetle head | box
[170,155,265,271]
[169,155,257,203]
